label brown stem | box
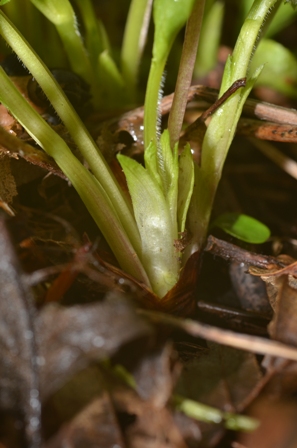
[167,0,205,149]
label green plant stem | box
[0,67,150,285]
[168,0,205,148]
[186,0,282,257]
[0,10,143,262]
[144,0,196,149]
[144,57,167,149]
[121,0,153,99]
[220,0,282,93]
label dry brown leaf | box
[44,392,125,448]
[249,256,297,345]
[175,342,262,445]
[176,342,262,412]
[0,154,17,204]
[238,399,297,448]
[37,293,153,401]
[133,343,180,408]
[249,257,297,396]
[0,212,41,447]
[113,387,190,448]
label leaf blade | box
[117,154,179,298]
[212,213,271,244]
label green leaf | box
[285,0,297,9]
[177,143,194,233]
[153,0,196,60]
[0,11,142,261]
[158,130,179,230]
[194,0,224,78]
[29,0,74,25]
[30,0,97,98]
[187,66,263,254]
[144,0,196,148]
[251,39,297,98]
[121,0,153,96]
[212,213,270,244]
[145,130,179,233]
[117,154,180,298]
[97,49,127,107]
[0,0,11,5]
[0,66,148,285]
[144,140,162,188]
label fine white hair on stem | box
[156,70,166,147]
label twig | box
[249,137,297,180]
[204,235,284,269]
[138,309,297,362]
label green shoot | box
[0,10,151,285]
[118,143,180,298]
[118,129,192,297]
[143,0,196,148]
[29,0,98,100]
[0,0,280,300]
[0,11,143,255]
[167,0,206,148]
[186,0,282,257]
[0,66,150,285]
[121,0,153,100]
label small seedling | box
[0,0,285,300]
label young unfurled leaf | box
[144,0,196,147]
[211,213,270,244]
[144,130,179,233]
[153,0,197,60]
[117,154,179,298]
